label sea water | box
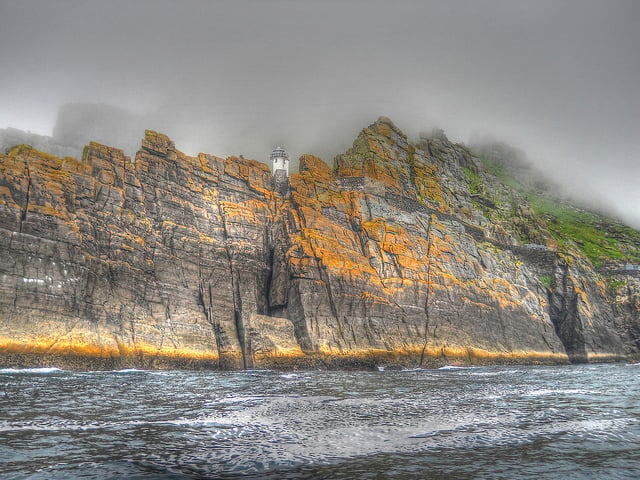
[1,364,639,479]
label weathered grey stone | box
[0,119,638,369]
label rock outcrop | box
[1,118,638,369]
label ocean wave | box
[0,415,240,434]
[522,388,596,397]
[76,368,171,375]
[1,366,638,479]
[469,369,521,377]
[0,367,63,374]
[204,395,267,407]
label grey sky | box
[1,0,639,225]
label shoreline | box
[0,347,633,372]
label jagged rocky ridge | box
[1,118,639,369]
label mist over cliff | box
[1,1,639,227]
[1,103,142,160]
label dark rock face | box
[0,132,279,369]
[0,119,638,369]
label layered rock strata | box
[0,119,638,369]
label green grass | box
[526,193,640,266]
[463,167,482,194]
[480,156,525,191]
[606,278,627,291]
[475,152,640,267]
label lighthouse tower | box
[270,146,290,195]
[270,146,289,176]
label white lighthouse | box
[270,146,289,176]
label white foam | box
[0,367,63,374]
[438,365,475,370]
[523,388,595,397]
[470,369,520,377]
[205,395,266,406]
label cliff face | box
[282,120,633,364]
[1,118,638,369]
[0,132,282,369]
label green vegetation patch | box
[539,275,552,289]
[605,278,628,292]
[480,156,525,191]
[463,167,482,194]
[472,146,640,268]
[526,194,640,266]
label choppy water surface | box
[1,364,639,479]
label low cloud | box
[0,0,638,226]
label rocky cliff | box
[1,118,639,369]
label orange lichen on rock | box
[309,345,570,368]
[0,336,220,370]
[299,154,334,181]
[223,156,272,195]
[411,159,450,211]
[1,118,632,370]
[333,118,417,197]
[221,200,262,223]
